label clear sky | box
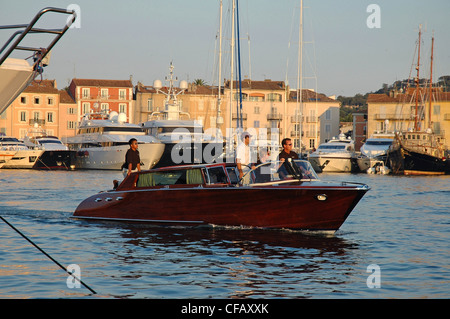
[1,0,449,97]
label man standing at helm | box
[236,131,256,184]
[122,138,141,178]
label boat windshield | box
[136,168,204,187]
[39,140,64,144]
[250,160,319,183]
[318,145,346,150]
[365,140,393,146]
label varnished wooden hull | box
[73,183,368,231]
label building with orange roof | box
[68,78,134,123]
[367,87,450,148]
[0,80,61,138]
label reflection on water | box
[0,169,449,298]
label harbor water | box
[0,169,449,299]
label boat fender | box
[315,194,328,201]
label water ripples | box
[0,170,449,298]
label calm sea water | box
[0,169,449,299]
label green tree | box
[193,79,206,86]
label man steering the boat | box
[236,131,256,184]
[278,138,299,162]
[122,138,141,177]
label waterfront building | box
[58,89,78,138]
[68,78,134,123]
[367,88,450,149]
[134,78,341,151]
[223,79,340,151]
[0,80,61,138]
[286,88,340,151]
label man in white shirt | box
[236,131,256,184]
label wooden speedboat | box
[73,160,370,232]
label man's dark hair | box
[281,138,292,146]
[129,138,137,145]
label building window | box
[20,111,27,122]
[68,107,76,114]
[82,88,90,99]
[47,97,54,105]
[20,96,27,104]
[254,120,260,128]
[101,89,109,99]
[254,106,260,114]
[267,93,282,102]
[147,98,153,111]
[34,97,40,105]
[101,103,108,111]
[433,105,440,115]
[433,122,441,134]
[119,89,126,100]
[233,93,248,101]
[119,104,127,114]
[47,112,54,123]
[249,93,265,102]
[33,112,40,120]
[68,121,77,129]
[82,103,90,115]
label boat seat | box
[0,58,35,114]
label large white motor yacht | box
[308,134,358,173]
[64,112,164,170]
[356,134,394,174]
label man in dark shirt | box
[122,138,141,177]
[278,138,299,162]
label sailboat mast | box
[236,0,243,129]
[229,0,235,133]
[414,26,421,131]
[217,0,223,131]
[428,35,434,130]
[296,0,303,152]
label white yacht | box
[0,135,43,169]
[308,134,358,173]
[140,63,223,168]
[64,112,164,170]
[141,119,223,168]
[356,134,394,174]
[21,127,76,170]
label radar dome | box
[118,112,127,124]
[180,80,188,89]
[109,111,119,121]
[153,79,162,89]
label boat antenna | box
[0,216,97,295]
[236,0,243,129]
[414,25,422,131]
[297,0,304,153]
[428,33,434,130]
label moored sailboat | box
[387,29,449,175]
